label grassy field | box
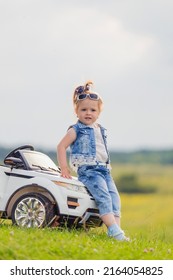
[112,163,173,194]
[0,164,173,260]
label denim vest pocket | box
[76,129,91,154]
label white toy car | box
[0,145,101,228]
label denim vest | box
[69,121,110,170]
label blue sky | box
[0,0,172,151]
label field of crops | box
[0,164,173,260]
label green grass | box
[0,193,173,260]
[0,164,173,260]
[0,225,172,260]
[112,163,173,194]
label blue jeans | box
[78,165,121,217]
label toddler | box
[57,81,129,241]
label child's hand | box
[60,167,72,179]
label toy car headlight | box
[52,181,87,194]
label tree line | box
[0,146,173,165]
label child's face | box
[76,98,100,125]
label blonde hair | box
[73,80,103,112]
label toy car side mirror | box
[4,157,23,167]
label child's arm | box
[57,128,76,179]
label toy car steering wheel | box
[4,145,34,161]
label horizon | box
[0,144,173,153]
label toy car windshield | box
[23,151,59,172]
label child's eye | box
[81,108,86,111]
[91,109,96,112]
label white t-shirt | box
[91,123,108,163]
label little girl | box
[57,81,129,241]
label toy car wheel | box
[11,193,56,228]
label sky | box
[0,0,173,151]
